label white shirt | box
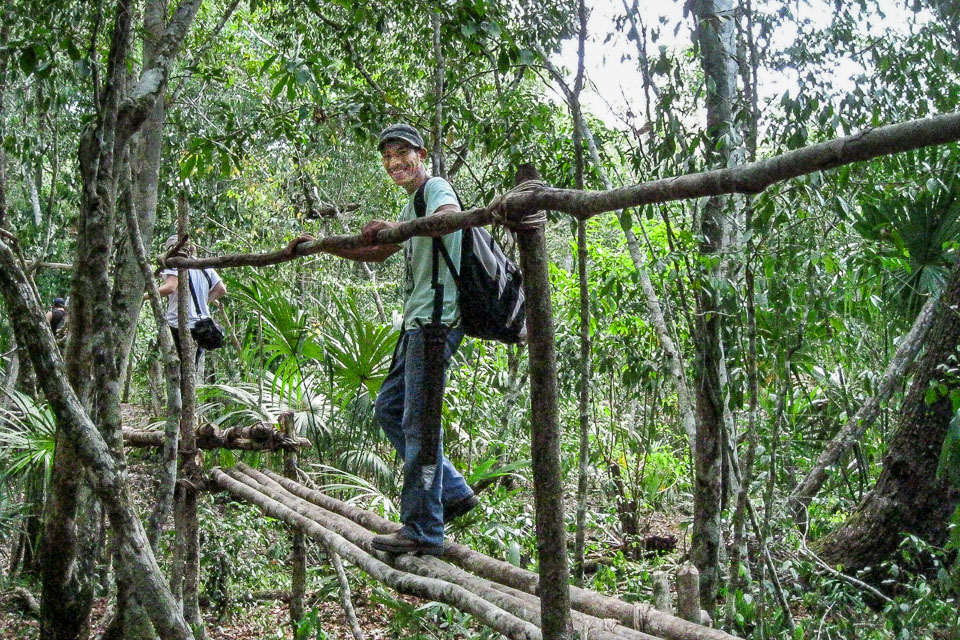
[160,268,222,329]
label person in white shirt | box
[154,234,226,364]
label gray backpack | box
[414,180,525,343]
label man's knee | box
[374,393,394,427]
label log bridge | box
[122,422,311,451]
[209,461,739,640]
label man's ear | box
[418,147,428,160]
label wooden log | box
[166,113,960,273]
[676,565,700,624]
[249,465,741,640]
[511,164,572,640]
[122,427,310,451]
[209,467,542,640]
[2,586,41,617]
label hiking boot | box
[371,531,445,556]
[443,494,479,524]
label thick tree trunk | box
[691,0,741,614]
[30,0,201,635]
[813,257,960,572]
[110,0,167,382]
[0,238,195,639]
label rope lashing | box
[487,180,548,230]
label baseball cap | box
[378,123,424,151]
[53,297,65,307]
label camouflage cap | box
[377,123,424,151]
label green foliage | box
[938,411,960,489]
[855,150,960,313]
[294,608,329,640]
[317,290,398,408]
[0,390,56,479]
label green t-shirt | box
[400,177,461,329]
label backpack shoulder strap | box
[186,271,204,319]
[413,180,444,324]
[415,179,461,280]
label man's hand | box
[286,234,315,256]
[361,220,399,244]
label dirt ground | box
[0,590,407,639]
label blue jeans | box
[375,326,473,546]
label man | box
[155,234,226,365]
[46,297,67,333]
[324,124,478,556]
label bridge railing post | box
[653,570,672,614]
[280,411,306,632]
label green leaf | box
[259,54,278,76]
[64,38,81,62]
[295,67,312,85]
[519,49,535,65]
[482,21,501,39]
[19,46,38,74]
[460,23,477,37]
[180,154,198,179]
[271,76,286,98]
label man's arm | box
[156,274,178,297]
[208,281,226,303]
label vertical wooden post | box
[677,563,701,623]
[511,165,573,640]
[653,571,672,614]
[280,411,306,631]
[173,192,206,638]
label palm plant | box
[314,288,399,486]
[854,150,960,314]
[228,272,326,403]
[0,390,55,567]
[218,272,399,485]
[0,390,56,480]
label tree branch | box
[167,112,960,271]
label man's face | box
[381,142,424,190]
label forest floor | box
[0,589,422,639]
